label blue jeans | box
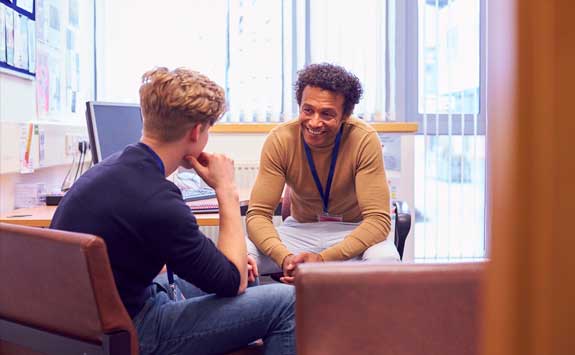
[132,274,295,355]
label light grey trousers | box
[247,217,400,275]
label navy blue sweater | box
[50,143,240,317]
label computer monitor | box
[85,102,143,164]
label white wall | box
[205,133,267,163]
[0,73,89,214]
[0,73,36,123]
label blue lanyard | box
[138,142,165,176]
[139,143,178,298]
[302,125,344,213]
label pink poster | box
[36,49,50,116]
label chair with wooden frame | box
[0,223,262,355]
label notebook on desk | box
[187,198,219,214]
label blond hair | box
[139,67,226,142]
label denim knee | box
[264,284,296,330]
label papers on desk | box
[187,198,218,214]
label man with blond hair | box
[51,67,295,355]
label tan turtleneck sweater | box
[246,117,391,266]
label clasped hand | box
[280,252,323,284]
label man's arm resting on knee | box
[216,184,248,294]
[319,218,390,261]
[246,130,291,268]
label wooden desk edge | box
[0,199,248,228]
[1,211,229,228]
[0,218,52,228]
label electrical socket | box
[65,134,85,156]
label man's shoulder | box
[345,117,377,135]
[270,119,300,139]
[69,145,177,208]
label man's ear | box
[187,123,202,142]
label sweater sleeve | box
[319,132,392,261]
[246,132,292,267]
[145,189,241,297]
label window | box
[96,0,288,122]
[95,0,394,122]
[227,0,285,122]
[96,1,228,104]
[407,0,487,261]
[309,0,393,121]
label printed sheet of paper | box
[0,5,6,63]
[379,134,402,172]
[13,14,29,69]
[5,7,15,65]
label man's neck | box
[140,137,181,177]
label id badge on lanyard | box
[166,266,186,301]
[318,211,343,222]
[303,125,345,223]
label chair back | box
[0,223,138,355]
[296,262,485,355]
[393,200,412,259]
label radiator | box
[234,160,260,191]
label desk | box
[0,191,251,228]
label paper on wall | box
[36,0,48,43]
[68,0,79,27]
[36,48,50,115]
[5,7,14,65]
[13,14,29,69]
[47,0,62,49]
[380,134,402,172]
[27,16,35,72]
[0,5,6,63]
[49,54,62,112]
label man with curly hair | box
[51,67,295,354]
[246,63,399,283]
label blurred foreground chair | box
[0,223,262,355]
[295,261,485,355]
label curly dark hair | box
[295,63,363,117]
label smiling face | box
[299,86,346,148]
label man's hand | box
[292,252,323,264]
[279,252,323,284]
[186,152,236,191]
[279,254,296,284]
[247,255,259,283]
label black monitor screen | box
[86,102,143,164]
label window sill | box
[210,122,418,134]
